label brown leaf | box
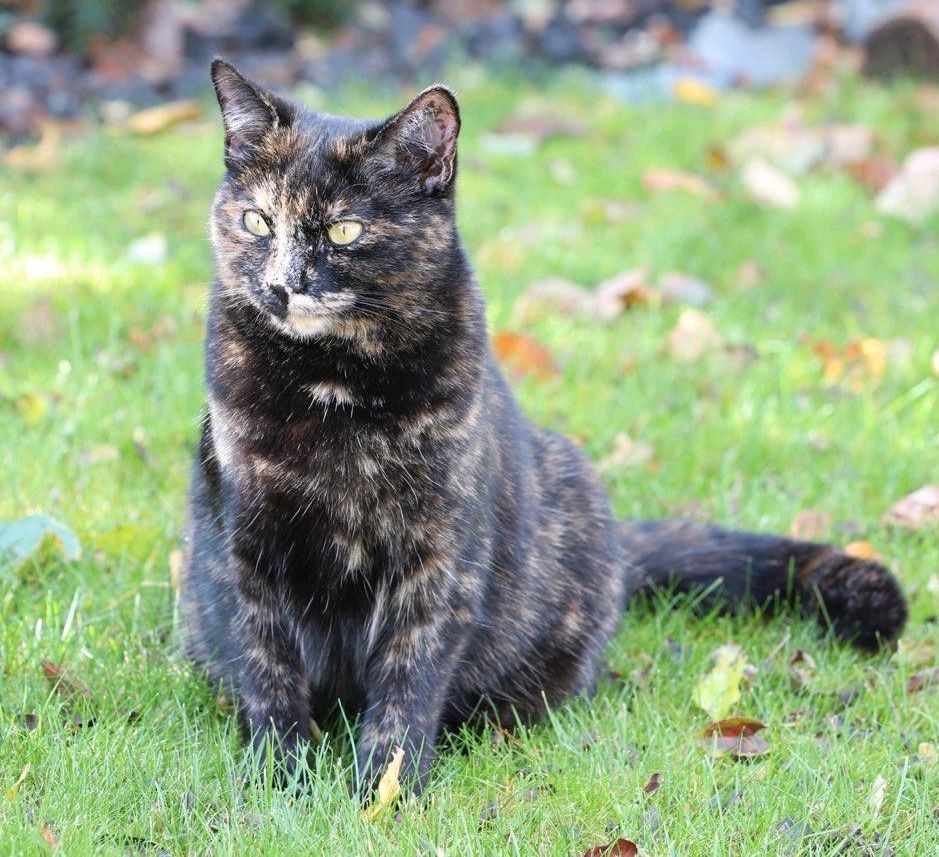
[593,269,660,319]
[697,717,770,758]
[787,509,832,540]
[789,650,817,689]
[844,540,881,561]
[896,638,937,669]
[906,666,939,694]
[667,309,724,362]
[742,159,800,209]
[492,332,558,380]
[583,838,639,857]
[882,485,939,530]
[847,157,899,193]
[126,100,203,135]
[41,822,58,848]
[41,661,91,701]
[512,278,597,326]
[599,434,655,471]
[3,121,62,172]
[642,168,717,200]
[642,772,661,794]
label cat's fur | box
[180,60,908,794]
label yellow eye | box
[242,210,270,237]
[327,220,363,246]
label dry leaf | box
[3,121,62,172]
[906,666,939,694]
[361,746,404,821]
[882,485,939,530]
[492,332,558,380]
[658,272,714,308]
[642,168,716,200]
[693,644,748,721]
[583,838,639,857]
[896,638,937,669]
[126,100,203,135]
[512,278,597,325]
[918,742,938,765]
[169,549,183,593]
[868,775,886,815]
[593,269,660,319]
[5,763,30,800]
[876,147,939,224]
[41,661,91,701]
[493,113,585,145]
[848,157,899,193]
[807,337,888,390]
[41,822,58,848]
[696,717,770,758]
[742,159,800,209]
[844,541,881,561]
[599,434,655,471]
[736,260,764,289]
[642,772,661,794]
[673,77,719,107]
[787,509,832,540]
[667,309,724,362]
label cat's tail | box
[619,520,907,649]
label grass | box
[1,66,938,855]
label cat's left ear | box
[372,86,460,195]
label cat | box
[179,59,908,795]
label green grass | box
[1,68,938,855]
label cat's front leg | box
[356,593,470,798]
[234,558,311,782]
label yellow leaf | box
[673,77,719,107]
[918,742,938,765]
[844,540,881,561]
[126,100,203,135]
[361,746,404,821]
[693,645,748,721]
[6,763,30,801]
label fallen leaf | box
[512,278,597,325]
[673,77,719,107]
[787,509,832,540]
[848,157,899,193]
[0,515,82,575]
[742,158,800,209]
[16,392,50,426]
[868,775,886,815]
[593,269,659,319]
[599,434,655,471]
[789,650,817,689]
[736,260,764,289]
[583,838,639,857]
[642,772,661,794]
[5,763,30,800]
[41,661,91,701]
[361,746,404,821]
[493,113,585,145]
[642,168,717,200]
[918,742,938,765]
[844,541,881,561]
[906,666,939,694]
[876,147,939,225]
[882,485,939,530]
[658,272,714,308]
[693,644,748,721]
[896,638,937,669]
[492,332,558,380]
[126,100,203,135]
[41,822,58,848]
[667,309,724,362]
[3,121,62,171]
[169,549,183,593]
[697,717,770,758]
[806,336,888,390]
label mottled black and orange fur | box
[180,61,907,795]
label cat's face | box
[209,61,461,344]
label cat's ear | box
[210,59,292,168]
[372,86,460,195]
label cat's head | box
[209,60,462,344]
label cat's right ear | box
[210,59,292,169]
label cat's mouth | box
[258,287,356,338]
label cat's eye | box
[327,220,363,246]
[242,209,270,237]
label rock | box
[876,147,939,224]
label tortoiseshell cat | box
[180,60,907,794]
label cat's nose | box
[268,283,293,305]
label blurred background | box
[2,0,939,144]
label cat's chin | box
[265,311,339,340]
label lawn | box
[1,66,938,855]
